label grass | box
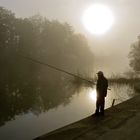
[69,72,140,94]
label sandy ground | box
[34,94,140,140]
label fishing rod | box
[19,54,95,85]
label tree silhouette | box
[129,35,140,72]
[0,6,94,126]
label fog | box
[1,1,140,139]
[0,0,140,75]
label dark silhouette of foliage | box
[0,7,94,126]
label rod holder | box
[111,99,116,107]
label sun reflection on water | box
[89,89,97,102]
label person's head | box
[97,71,104,78]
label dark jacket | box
[96,76,108,97]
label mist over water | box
[0,1,140,140]
[0,81,136,140]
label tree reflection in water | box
[0,67,137,127]
[0,61,94,127]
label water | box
[0,83,136,140]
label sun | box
[82,4,114,35]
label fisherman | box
[95,71,108,116]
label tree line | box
[0,6,94,125]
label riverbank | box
[34,94,140,140]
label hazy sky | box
[0,0,140,75]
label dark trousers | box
[95,96,105,115]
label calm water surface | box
[0,83,136,140]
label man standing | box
[95,71,108,116]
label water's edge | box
[34,94,140,140]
